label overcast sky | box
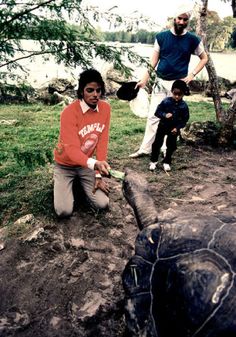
[82,0,233,27]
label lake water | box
[12,41,236,87]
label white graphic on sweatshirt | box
[79,123,105,138]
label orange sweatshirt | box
[54,99,111,167]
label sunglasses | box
[177,16,189,22]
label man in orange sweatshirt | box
[54,69,111,217]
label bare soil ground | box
[0,144,235,337]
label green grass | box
[187,101,228,123]
[0,98,220,227]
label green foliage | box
[168,11,236,51]
[0,98,219,226]
[0,0,151,81]
[206,13,236,51]
[0,82,35,103]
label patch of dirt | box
[0,144,235,337]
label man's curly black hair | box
[77,69,105,99]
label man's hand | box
[135,79,146,89]
[94,160,110,176]
[171,127,177,134]
[166,113,173,119]
[182,73,195,84]
[93,178,110,195]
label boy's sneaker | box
[149,162,158,171]
[163,163,171,172]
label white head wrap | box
[174,3,193,19]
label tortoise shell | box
[122,169,236,337]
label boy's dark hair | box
[171,80,189,95]
[77,69,105,99]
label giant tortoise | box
[122,169,236,337]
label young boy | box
[149,79,189,172]
[53,69,111,218]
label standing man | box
[129,3,208,158]
[53,69,111,218]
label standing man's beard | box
[174,21,188,35]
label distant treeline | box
[18,19,236,50]
[101,15,236,51]
[102,29,156,44]
[101,28,236,50]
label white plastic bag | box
[129,88,149,118]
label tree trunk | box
[196,0,235,146]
